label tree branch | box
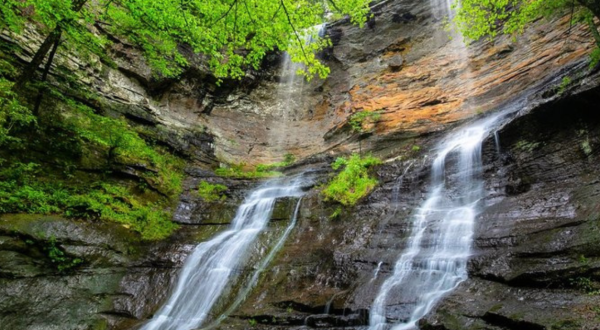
[215,0,239,24]
[243,0,258,27]
[280,0,309,63]
[327,0,340,12]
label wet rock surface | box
[1,0,600,329]
[423,83,600,330]
[212,78,600,329]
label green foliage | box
[453,0,571,41]
[577,129,593,156]
[558,76,572,95]
[322,153,382,206]
[65,183,178,240]
[591,47,600,67]
[0,165,179,240]
[254,154,296,172]
[453,0,600,66]
[0,25,185,243]
[248,319,257,327]
[44,236,83,272]
[0,0,371,80]
[215,163,283,179]
[515,140,541,152]
[569,276,600,295]
[284,153,296,164]
[197,181,228,202]
[0,78,36,146]
[59,99,184,197]
[330,206,342,219]
[0,93,184,241]
[411,145,421,153]
[349,110,382,133]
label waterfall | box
[140,175,310,330]
[140,23,328,330]
[202,197,305,329]
[271,24,326,156]
[368,105,521,329]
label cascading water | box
[430,0,456,21]
[202,197,305,329]
[369,106,520,330]
[271,24,326,156]
[140,175,309,330]
[141,23,327,330]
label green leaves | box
[1,0,370,81]
[197,181,228,202]
[322,153,382,206]
[0,78,36,146]
[453,0,600,67]
[455,0,580,42]
[349,110,382,134]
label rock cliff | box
[1,0,600,329]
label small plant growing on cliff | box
[350,110,382,133]
[44,236,83,273]
[322,153,382,206]
[215,163,283,179]
[255,154,296,172]
[284,153,296,164]
[515,140,541,153]
[558,76,572,95]
[578,129,593,157]
[330,206,343,219]
[248,318,257,327]
[569,277,600,295]
[197,181,228,203]
[349,110,382,154]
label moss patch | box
[322,153,382,206]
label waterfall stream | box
[140,23,326,330]
[271,24,326,156]
[369,104,522,330]
[140,176,310,330]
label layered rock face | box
[2,0,600,329]
[3,0,593,166]
[215,75,600,330]
[422,81,600,330]
[210,0,597,164]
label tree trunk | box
[33,31,61,116]
[11,0,88,91]
[12,26,62,91]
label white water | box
[141,176,309,330]
[202,197,305,329]
[272,24,326,156]
[369,109,517,330]
[391,162,414,216]
[430,0,456,21]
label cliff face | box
[3,0,593,166]
[215,78,600,330]
[1,0,600,329]
[203,0,597,164]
